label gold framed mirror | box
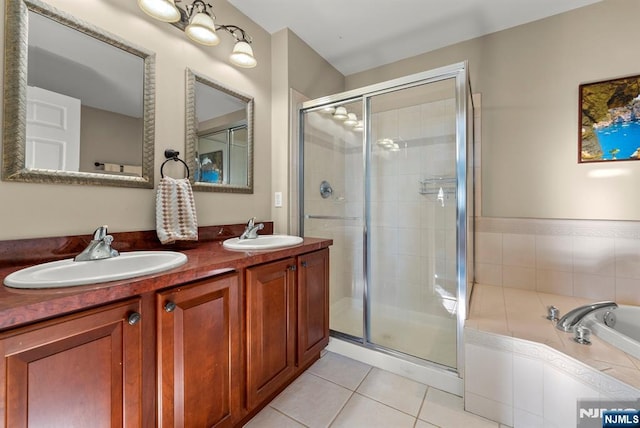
[2,0,155,188]
[185,68,254,193]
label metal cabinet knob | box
[128,312,141,325]
[164,301,177,313]
[301,261,308,268]
[288,265,297,271]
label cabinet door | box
[246,258,296,409]
[0,299,142,428]
[157,273,240,428]
[297,249,330,366]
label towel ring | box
[160,149,190,179]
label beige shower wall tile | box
[572,236,615,275]
[477,232,502,264]
[502,266,536,290]
[476,263,502,286]
[615,277,640,305]
[536,270,573,296]
[536,235,572,272]
[502,234,535,268]
[572,273,615,301]
[615,238,640,279]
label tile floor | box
[244,351,508,428]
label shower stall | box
[297,62,474,379]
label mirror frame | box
[185,68,254,194]
[2,0,156,188]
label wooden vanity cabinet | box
[297,248,330,367]
[245,257,297,409]
[245,249,330,411]
[0,298,143,428]
[156,272,241,428]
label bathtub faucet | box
[556,301,618,332]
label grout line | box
[267,405,311,428]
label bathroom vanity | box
[0,226,331,427]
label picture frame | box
[579,74,640,163]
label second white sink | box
[223,235,303,251]
[4,251,187,289]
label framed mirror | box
[2,0,155,188]
[185,68,254,193]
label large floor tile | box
[356,367,427,416]
[270,373,352,428]
[307,351,372,390]
[419,387,499,428]
[331,393,416,428]
[243,406,305,428]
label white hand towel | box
[156,177,198,244]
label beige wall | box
[270,29,344,233]
[79,106,142,173]
[0,0,272,239]
[346,0,640,221]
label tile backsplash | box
[475,217,640,305]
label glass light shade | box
[344,113,358,126]
[185,12,220,46]
[138,0,181,22]
[354,120,364,131]
[322,106,336,114]
[230,41,257,68]
[333,106,348,120]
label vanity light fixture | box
[333,106,348,120]
[344,113,358,126]
[353,120,364,131]
[138,0,257,68]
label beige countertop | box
[466,284,640,391]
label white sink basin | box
[4,251,187,289]
[223,235,303,251]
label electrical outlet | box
[274,192,283,207]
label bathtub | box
[584,305,640,360]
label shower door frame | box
[297,61,472,375]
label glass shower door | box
[301,100,365,340]
[367,78,458,368]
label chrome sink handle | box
[74,225,120,262]
[239,217,264,240]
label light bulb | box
[333,106,348,120]
[185,12,220,46]
[344,113,358,126]
[138,0,181,22]
[230,41,257,68]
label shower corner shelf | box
[419,177,456,195]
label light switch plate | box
[274,192,283,207]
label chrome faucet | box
[239,217,264,240]
[74,225,120,261]
[556,301,618,332]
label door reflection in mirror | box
[27,8,144,176]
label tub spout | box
[556,301,618,332]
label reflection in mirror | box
[186,68,253,193]
[2,0,155,188]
